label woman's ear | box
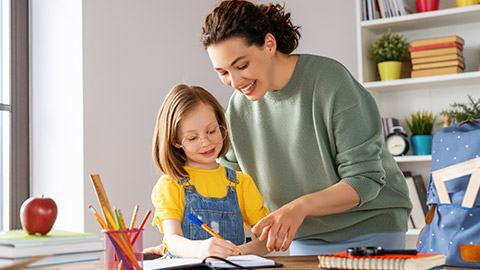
[264,33,277,56]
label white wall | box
[30,0,84,231]
[31,0,357,249]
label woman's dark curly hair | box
[201,0,301,54]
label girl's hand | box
[198,237,241,258]
[251,201,306,252]
[143,244,165,256]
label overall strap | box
[224,167,239,184]
[177,176,190,185]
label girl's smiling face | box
[207,36,276,101]
[174,102,224,170]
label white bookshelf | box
[355,1,480,249]
[394,155,432,163]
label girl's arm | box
[163,219,241,258]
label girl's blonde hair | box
[152,84,230,181]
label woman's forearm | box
[290,181,360,218]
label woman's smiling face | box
[207,36,276,101]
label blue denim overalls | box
[165,166,245,258]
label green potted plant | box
[441,94,480,126]
[406,110,436,155]
[370,28,410,81]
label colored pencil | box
[89,205,133,270]
[131,209,151,245]
[129,205,139,230]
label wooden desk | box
[270,255,318,269]
[30,255,472,269]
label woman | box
[200,0,412,255]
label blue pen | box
[187,213,241,255]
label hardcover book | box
[317,251,446,270]
[410,46,463,59]
[409,42,464,52]
[411,53,464,65]
[411,66,464,78]
[0,229,102,259]
[412,59,465,71]
[411,35,464,47]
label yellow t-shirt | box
[152,165,269,232]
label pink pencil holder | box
[103,229,144,270]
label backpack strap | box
[459,117,479,126]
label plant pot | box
[378,61,402,81]
[456,0,479,7]
[411,135,433,155]
[416,0,439,12]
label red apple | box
[20,195,58,235]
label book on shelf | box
[411,53,464,65]
[317,251,446,270]
[143,254,280,270]
[412,59,465,70]
[412,174,428,215]
[411,66,464,78]
[377,0,386,18]
[373,0,381,19]
[382,117,399,136]
[409,42,464,52]
[362,0,412,20]
[362,0,367,21]
[411,35,465,47]
[389,0,399,16]
[404,174,427,229]
[0,229,103,266]
[410,46,463,59]
[366,0,374,20]
[408,216,414,229]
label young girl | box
[150,84,270,259]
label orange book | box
[411,53,464,65]
[411,35,464,47]
[411,66,463,78]
[413,59,465,70]
[317,251,445,270]
[410,46,462,59]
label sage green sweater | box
[219,54,412,242]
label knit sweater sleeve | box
[218,148,241,172]
[330,71,386,206]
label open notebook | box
[143,255,281,269]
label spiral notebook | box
[143,255,281,269]
[317,251,446,270]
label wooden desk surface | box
[30,255,471,269]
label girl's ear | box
[264,33,277,56]
[172,140,182,149]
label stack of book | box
[410,35,465,78]
[318,251,446,270]
[0,229,103,268]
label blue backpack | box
[417,118,480,267]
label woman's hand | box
[252,182,360,253]
[251,200,306,252]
